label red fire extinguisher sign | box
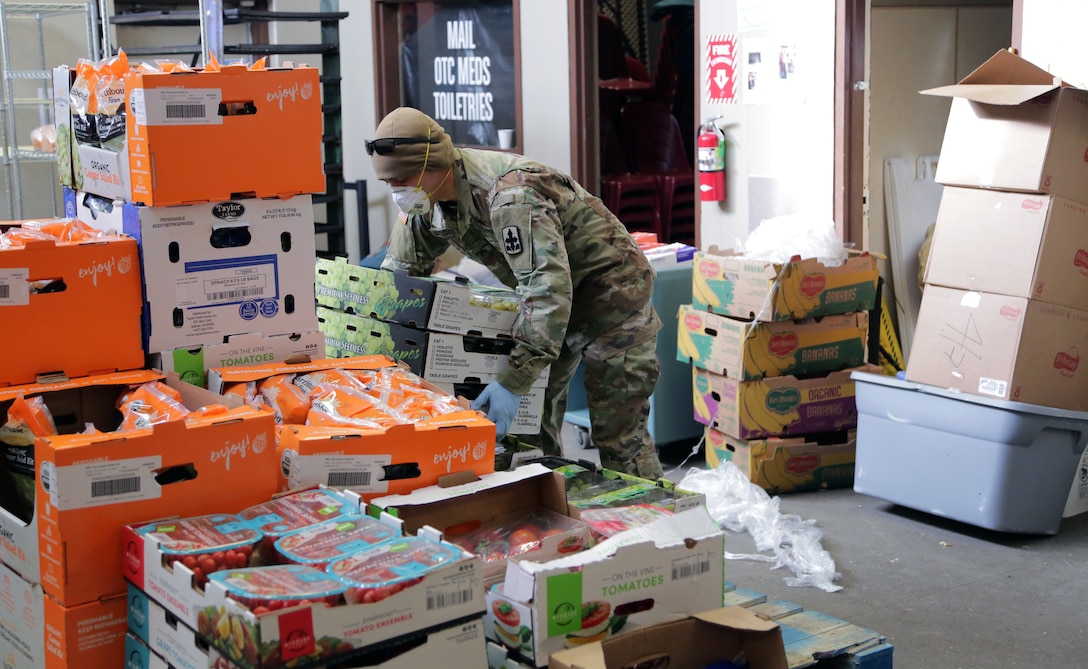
[698,118,726,202]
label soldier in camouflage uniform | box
[369,107,664,479]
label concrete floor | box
[563,435,1088,668]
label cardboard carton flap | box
[695,605,780,633]
[920,49,1068,104]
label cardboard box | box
[922,49,1088,202]
[691,247,879,322]
[545,461,706,518]
[433,381,544,435]
[206,354,399,394]
[276,413,497,501]
[124,64,324,206]
[315,259,436,328]
[487,507,725,667]
[53,67,76,190]
[317,307,428,375]
[547,606,788,669]
[704,427,857,494]
[0,234,143,388]
[424,332,551,386]
[427,280,520,339]
[126,585,226,669]
[676,305,869,380]
[64,192,319,353]
[692,366,876,440]
[122,524,484,669]
[0,560,128,669]
[0,371,278,606]
[77,143,130,202]
[367,464,594,588]
[925,187,1088,311]
[906,285,1088,410]
[150,330,326,388]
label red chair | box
[620,101,696,244]
[599,114,662,237]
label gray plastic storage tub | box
[852,371,1088,534]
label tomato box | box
[705,426,858,494]
[0,232,143,388]
[486,507,726,667]
[692,247,879,322]
[122,522,484,669]
[693,365,880,440]
[0,370,278,606]
[124,63,324,206]
[367,464,593,590]
[0,559,128,669]
[151,330,326,389]
[676,305,869,381]
[317,307,429,375]
[127,584,229,669]
[547,606,788,669]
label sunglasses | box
[364,136,440,156]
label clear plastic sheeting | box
[737,214,848,268]
[678,460,843,592]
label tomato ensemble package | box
[135,513,262,586]
[578,505,674,540]
[206,564,348,613]
[238,488,352,558]
[328,536,461,605]
[274,515,400,569]
[447,507,588,568]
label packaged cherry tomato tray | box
[274,514,400,569]
[207,564,349,611]
[124,520,484,669]
[134,513,261,585]
[238,488,353,558]
[445,507,591,588]
[328,536,461,605]
[578,504,674,540]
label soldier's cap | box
[368,107,455,181]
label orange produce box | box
[1,560,128,669]
[124,64,324,206]
[0,234,143,387]
[0,370,278,607]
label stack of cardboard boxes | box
[314,258,548,438]
[908,48,1088,410]
[57,59,328,388]
[677,246,881,493]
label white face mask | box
[390,186,431,216]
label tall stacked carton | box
[907,48,1088,411]
[678,246,880,493]
[55,59,327,388]
[315,258,548,435]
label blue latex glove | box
[470,381,521,440]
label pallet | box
[724,582,894,669]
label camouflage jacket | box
[382,148,656,395]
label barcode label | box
[327,471,371,487]
[91,476,141,498]
[0,269,29,305]
[978,377,1008,398]
[0,284,8,298]
[672,559,711,580]
[427,588,474,610]
[206,287,267,302]
[165,103,207,119]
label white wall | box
[696,0,837,253]
[1020,0,1088,86]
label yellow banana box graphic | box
[704,426,857,494]
[692,247,879,322]
[692,364,882,439]
[677,305,869,380]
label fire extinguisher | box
[697,117,726,202]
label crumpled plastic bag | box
[678,460,842,592]
[737,214,847,268]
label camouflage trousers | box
[518,301,664,479]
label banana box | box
[692,365,881,440]
[691,247,879,322]
[704,427,857,494]
[676,305,869,380]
